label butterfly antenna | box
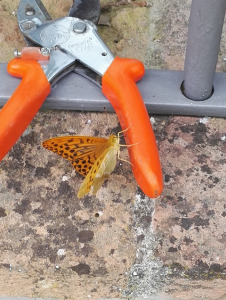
[118,123,133,138]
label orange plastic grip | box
[102,57,163,198]
[0,58,51,161]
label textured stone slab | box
[0,298,58,300]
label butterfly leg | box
[117,146,134,167]
[117,124,140,148]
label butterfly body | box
[42,134,119,198]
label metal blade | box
[33,0,52,20]
[17,0,52,22]
[17,0,102,86]
[68,0,101,24]
[74,62,102,87]
[68,0,103,83]
[18,0,52,46]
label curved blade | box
[68,0,101,24]
[18,0,52,46]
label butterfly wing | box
[42,134,119,198]
[77,146,118,198]
[42,136,108,176]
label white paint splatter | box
[133,271,138,276]
[67,128,75,133]
[57,249,66,256]
[62,176,69,182]
[199,117,210,124]
[150,117,156,125]
[135,193,141,203]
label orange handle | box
[102,57,163,198]
[0,58,51,161]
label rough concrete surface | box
[0,298,57,300]
[1,0,226,300]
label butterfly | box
[42,134,121,198]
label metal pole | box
[184,0,226,101]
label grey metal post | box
[184,0,226,101]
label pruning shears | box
[0,0,163,198]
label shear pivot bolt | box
[21,20,36,31]
[73,22,86,33]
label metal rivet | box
[14,49,21,58]
[73,22,86,33]
[41,47,50,56]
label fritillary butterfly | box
[42,134,120,198]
